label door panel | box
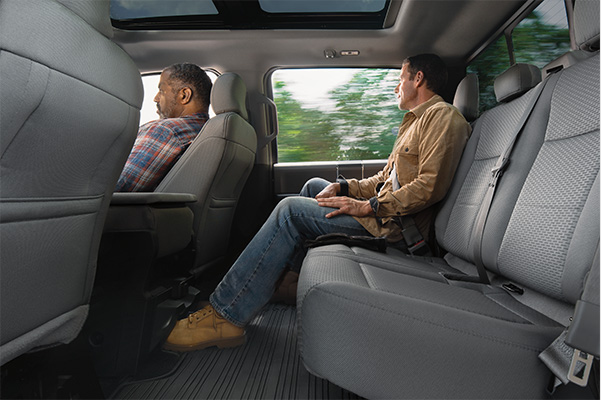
[274,160,386,199]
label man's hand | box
[317,196,374,218]
[315,182,340,199]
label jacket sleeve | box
[345,157,392,199]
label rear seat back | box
[493,54,599,303]
[435,63,543,265]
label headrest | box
[494,63,541,103]
[453,74,479,122]
[574,0,600,51]
[211,73,249,120]
[56,0,114,38]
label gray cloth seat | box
[0,0,143,365]
[155,72,257,275]
[297,2,599,397]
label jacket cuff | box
[369,196,379,214]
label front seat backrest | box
[156,72,257,275]
[0,0,143,365]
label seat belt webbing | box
[471,78,550,284]
[390,164,432,256]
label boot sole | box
[163,333,246,352]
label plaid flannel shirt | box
[115,112,209,192]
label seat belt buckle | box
[567,349,594,387]
[408,239,429,256]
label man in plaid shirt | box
[116,63,212,192]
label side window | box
[272,68,405,163]
[468,0,569,113]
[512,0,570,67]
[140,71,218,125]
[466,37,510,113]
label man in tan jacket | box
[164,53,472,352]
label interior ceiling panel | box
[111,0,531,73]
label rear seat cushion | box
[298,254,563,399]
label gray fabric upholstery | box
[298,257,562,399]
[453,73,479,122]
[494,63,542,103]
[542,50,593,78]
[574,0,600,51]
[55,0,114,38]
[297,9,599,396]
[437,86,546,262]
[497,55,600,303]
[0,0,142,365]
[156,73,257,274]
[210,72,250,120]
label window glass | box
[110,0,218,20]
[139,72,218,126]
[468,0,569,113]
[259,0,386,13]
[467,36,510,113]
[272,69,405,163]
[512,0,570,68]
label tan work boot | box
[164,304,245,352]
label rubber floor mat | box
[111,304,360,399]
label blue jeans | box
[210,178,370,326]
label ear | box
[180,87,193,104]
[414,71,426,88]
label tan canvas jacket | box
[347,95,471,241]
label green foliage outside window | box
[274,69,405,163]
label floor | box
[110,304,360,399]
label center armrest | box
[104,192,197,258]
[110,192,197,206]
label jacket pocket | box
[393,147,418,187]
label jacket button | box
[405,147,409,152]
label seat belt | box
[539,247,600,389]
[471,78,550,284]
[390,164,432,256]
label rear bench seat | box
[296,3,600,398]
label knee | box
[275,196,300,215]
[273,196,316,221]
[300,177,330,198]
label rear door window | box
[272,68,404,163]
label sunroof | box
[111,0,218,20]
[258,0,387,14]
[110,0,394,30]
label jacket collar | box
[408,94,444,118]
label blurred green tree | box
[274,81,340,162]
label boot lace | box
[187,306,214,326]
